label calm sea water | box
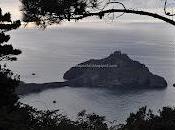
[8,22,175,123]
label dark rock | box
[18,51,167,95]
[63,51,167,89]
[16,81,68,95]
[32,73,36,76]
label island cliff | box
[17,51,167,95]
[63,51,167,89]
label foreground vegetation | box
[2,102,175,130]
[1,7,175,130]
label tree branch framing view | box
[1,0,175,130]
[21,0,175,27]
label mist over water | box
[8,22,175,122]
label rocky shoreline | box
[16,81,68,95]
[17,51,167,95]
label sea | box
[6,22,175,123]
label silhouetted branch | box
[21,0,175,26]
[72,9,175,25]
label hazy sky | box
[0,0,174,21]
[0,0,21,20]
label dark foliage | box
[0,103,108,130]
[21,0,175,27]
[0,8,21,110]
[1,4,175,130]
[0,8,21,130]
[118,106,175,130]
[0,8,21,30]
[0,66,20,109]
[2,103,175,130]
[0,8,21,61]
[0,8,108,130]
[21,0,99,27]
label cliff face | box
[64,51,167,89]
